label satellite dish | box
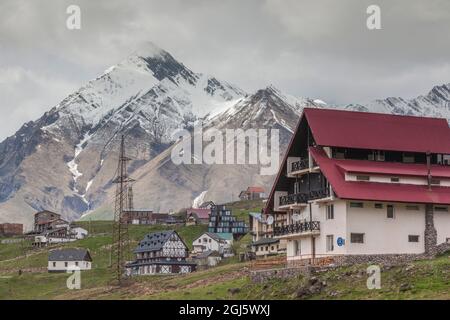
[266,215,274,225]
[292,213,301,222]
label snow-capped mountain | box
[0,42,449,228]
[344,83,450,118]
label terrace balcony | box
[278,189,330,210]
[287,156,320,177]
[273,221,320,238]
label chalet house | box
[248,212,286,256]
[251,238,281,257]
[208,205,249,240]
[186,208,211,225]
[122,210,169,225]
[192,232,232,255]
[48,248,92,272]
[265,108,450,266]
[126,231,196,275]
[239,186,266,201]
[34,210,69,233]
[0,223,23,236]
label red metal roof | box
[304,108,450,154]
[310,147,450,205]
[246,186,265,193]
[336,158,450,179]
[187,208,211,219]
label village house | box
[208,204,249,240]
[239,186,266,201]
[251,238,281,257]
[186,208,211,225]
[48,248,92,272]
[192,250,222,269]
[0,223,23,236]
[34,210,69,233]
[70,226,88,240]
[122,210,169,225]
[192,232,232,255]
[248,212,286,256]
[265,108,450,266]
[126,230,196,275]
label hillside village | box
[0,108,449,299]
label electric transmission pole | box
[111,135,134,285]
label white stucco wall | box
[434,211,450,244]
[285,200,433,262]
[48,260,91,271]
[346,202,425,254]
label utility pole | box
[111,135,134,285]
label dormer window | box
[430,178,440,186]
[356,175,370,181]
[391,177,400,183]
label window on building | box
[52,262,56,267]
[350,202,364,208]
[387,205,395,218]
[271,246,274,250]
[406,205,420,211]
[356,175,370,181]
[390,177,400,183]
[326,205,334,220]
[351,233,365,243]
[430,178,441,186]
[374,203,383,209]
[64,262,68,267]
[296,240,301,256]
[403,153,415,163]
[75,262,79,267]
[326,235,334,252]
[434,206,448,212]
[408,235,419,243]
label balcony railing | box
[273,221,320,237]
[291,158,309,172]
[279,189,330,206]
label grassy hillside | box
[0,199,448,300]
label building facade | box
[265,108,450,265]
[127,230,196,275]
[122,210,169,225]
[186,208,211,225]
[0,223,23,236]
[34,210,69,233]
[239,186,266,201]
[208,205,248,240]
[48,248,92,272]
[192,232,231,254]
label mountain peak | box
[132,41,167,60]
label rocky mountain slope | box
[0,42,449,228]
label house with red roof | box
[239,186,266,201]
[186,208,211,225]
[265,107,450,266]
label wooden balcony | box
[273,221,320,238]
[278,189,330,209]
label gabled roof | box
[252,237,279,246]
[304,108,450,154]
[48,248,92,262]
[194,232,227,243]
[187,208,210,219]
[310,146,450,205]
[134,230,187,253]
[246,186,265,193]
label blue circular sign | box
[337,237,345,247]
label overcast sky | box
[0,0,449,140]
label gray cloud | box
[0,0,449,139]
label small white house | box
[71,227,88,240]
[48,248,92,272]
[192,232,231,254]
